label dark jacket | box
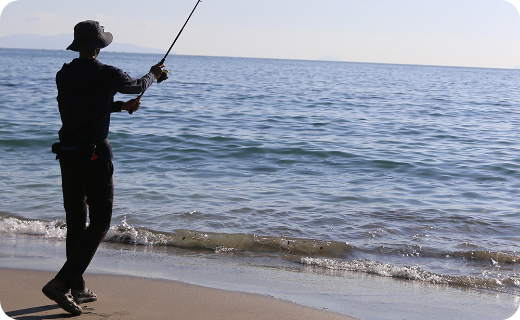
[56,58,154,159]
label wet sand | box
[0,268,354,320]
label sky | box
[1,0,520,69]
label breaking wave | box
[0,213,67,239]
[0,213,353,256]
[104,218,353,257]
[300,257,520,294]
[1,213,519,294]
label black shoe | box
[71,287,97,304]
[42,281,82,316]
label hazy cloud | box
[92,14,117,24]
[24,11,60,22]
[92,13,158,28]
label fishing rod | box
[130,0,202,114]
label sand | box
[0,268,355,320]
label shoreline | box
[0,268,354,320]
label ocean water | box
[1,48,520,317]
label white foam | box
[0,215,168,246]
[301,257,448,284]
[0,216,66,239]
[104,218,168,246]
[215,246,236,253]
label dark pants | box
[54,158,114,290]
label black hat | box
[67,20,113,52]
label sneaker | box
[42,281,82,316]
[71,287,97,304]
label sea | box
[0,47,519,319]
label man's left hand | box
[122,97,141,114]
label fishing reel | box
[157,70,169,83]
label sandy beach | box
[0,268,354,320]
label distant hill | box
[0,33,166,54]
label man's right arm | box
[110,64,164,95]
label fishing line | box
[129,0,202,114]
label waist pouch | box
[52,139,109,161]
[52,142,96,157]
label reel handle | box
[157,70,169,83]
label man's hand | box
[150,63,165,80]
[122,96,142,114]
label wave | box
[301,257,448,283]
[0,213,66,239]
[1,213,519,294]
[104,218,354,257]
[0,213,353,257]
[300,257,520,294]
[453,250,520,265]
[2,213,520,266]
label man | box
[42,20,163,315]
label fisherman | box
[42,20,163,315]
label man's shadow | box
[5,304,76,319]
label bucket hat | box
[67,20,113,52]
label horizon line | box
[0,46,518,71]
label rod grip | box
[128,93,143,115]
